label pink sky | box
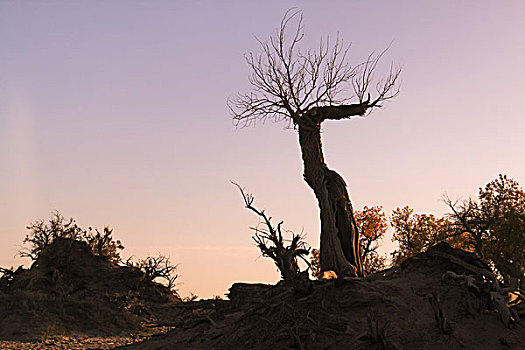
[1,1,525,298]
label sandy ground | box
[0,325,175,349]
[2,241,523,349]
[0,336,142,349]
[119,244,525,350]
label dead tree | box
[229,10,400,277]
[234,182,310,281]
[126,255,179,292]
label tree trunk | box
[491,255,523,286]
[297,121,364,277]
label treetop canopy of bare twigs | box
[228,9,401,128]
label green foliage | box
[20,211,124,263]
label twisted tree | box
[229,10,400,277]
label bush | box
[0,267,16,291]
[13,211,181,297]
[83,226,124,263]
[125,254,179,294]
[20,211,124,263]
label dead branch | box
[127,254,179,292]
[233,182,310,281]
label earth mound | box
[0,238,180,341]
[118,243,524,350]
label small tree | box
[230,10,400,277]
[84,226,124,263]
[126,255,179,293]
[356,206,388,274]
[234,183,310,281]
[446,174,525,284]
[390,206,459,266]
[20,211,85,261]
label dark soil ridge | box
[0,238,181,341]
[118,243,525,350]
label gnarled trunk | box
[297,121,363,277]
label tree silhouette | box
[446,174,525,285]
[125,254,179,293]
[229,10,400,277]
[20,211,124,263]
[234,183,310,281]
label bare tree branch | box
[229,10,401,278]
[126,254,179,293]
[229,9,401,127]
[232,182,310,281]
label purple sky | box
[2,1,525,298]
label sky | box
[1,1,525,298]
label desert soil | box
[0,335,141,350]
[1,240,524,349]
[118,243,525,350]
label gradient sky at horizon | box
[1,1,525,298]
